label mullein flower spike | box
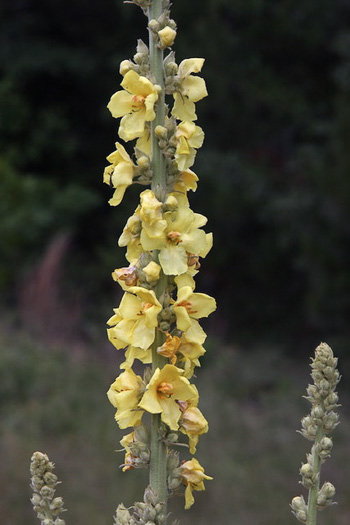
[291,343,340,525]
[30,452,66,525]
[105,0,215,518]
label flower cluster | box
[291,342,340,524]
[30,452,66,525]
[104,0,214,516]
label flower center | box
[137,301,154,316]
[176,300,198,315]
[187,253,200,269]
[157,382,174,399]
[131,95,145,110]
[167,231,182,245]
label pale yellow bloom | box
[107,369,144,429]
[120,431,136,472]
[112,265,138,288]
[176,334,205,378]
[139,364,198,430]
[158,26,177,48]
[119,59,134,76]
[139,190,167,239]
[103,143,136,206]
[120,346,152,370]
[142,261,161,283]
[107,286,162,350]
[118,210,143,263]
[174,121,204,170]
[172,59,208,122]
[108,70,160,142]
[173,168,199,194]
[157,333,181,364]
[180,458,212,509]
[140,197,212,275]
[173,286,216,344]
[179,405,208,454]
[136,127,151,156]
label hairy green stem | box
[148,0,168,513]
[149,0,166,202]
[307,427,323,525]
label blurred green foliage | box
[1,0,350,344]
[1,327,350,525]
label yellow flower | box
[108,70,160,142]
[139,190,167,239]
[120,345,152,370]
[174,168,199,194]
[140,197,212,275]
[112,265,138,288]
[179,404,208,454]
[107,286,162,350]
[139,364,198,430]
[176,334,205,378]
[120,432,136,472]
[157,333,181,364]
[103,142,136,206]
[158,26,177,48]
[118,210,143,263]
[180,458,212,509]
[172,59,208,122]
[174,121,204,170]
[142,261,161,283]
[107,369,144,429]
[173,286,216,344]
[136,126,151,156]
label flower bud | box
[155,125,168,139]
[148,19,159,32]
[120,60,134,76]
[317,481,336,509]
[291,496,308,523]
[158,26,177,48]
[137,155,150,169]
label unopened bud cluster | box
[291,343,340,523]
[114,487,166,525]
[30,452,66,525]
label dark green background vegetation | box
[1,1,350,524]
[1,0,350,349]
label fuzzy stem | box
[149,0,166,202]
[148,0,168,513]
[307,427,323,525]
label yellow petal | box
[119,109,147,141]
[185,319,207,345]
[184,484,195,510]
[178,58,205,77]
[136,129,151,155]
[172,92,197,121]
[121,70,156,97]
[180,76,208,103]
[108,90,133,118]
[159,245,188,275]
[188,126,204,149]
[121,346,152,369]
[144,92,158,121]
